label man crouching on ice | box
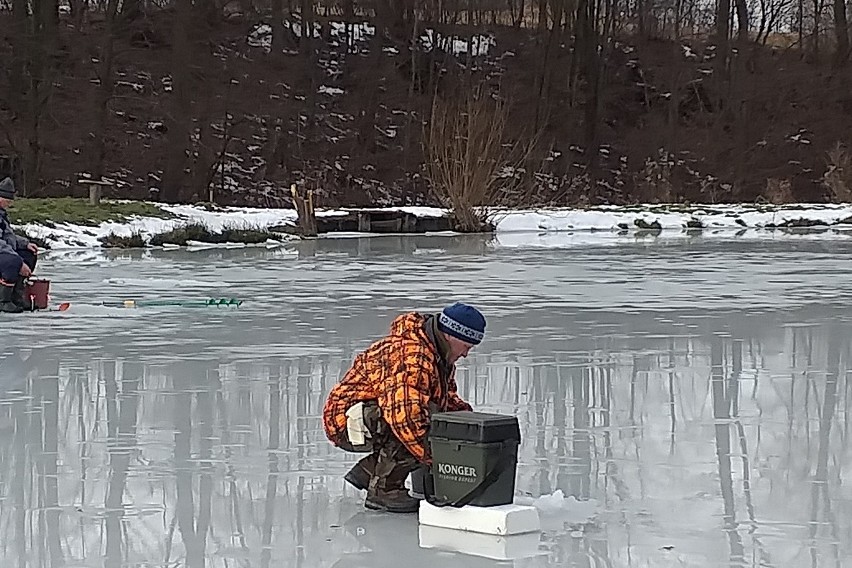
[322,302,485,513]
[0,177,38,313]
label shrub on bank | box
[99,223,277,248]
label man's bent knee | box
[17,249,36,271]
[0,253,23,284]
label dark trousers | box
[0,248,36,285]
[337,400,419,491]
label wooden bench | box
[77,178,114,205]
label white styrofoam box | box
[418,500,540,536]
[418,524,543,560]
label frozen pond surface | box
[2,233,852,567]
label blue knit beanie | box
[438,302,486,345]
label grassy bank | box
[4,198,289,249]
[8,198,172,226]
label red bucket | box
[24,278,50,310]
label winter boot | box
[11,277,32,311]
[364,454,419,513]
[409,465,433,500]
[365,484,420,513]
[344,454,376,491]
[0,285,23,313]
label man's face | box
[0,198,12,209]
[446,335,475,365]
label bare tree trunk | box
[734,0,748,44]
[577,0,601,172]
[88,0,120,179]
[755,0,768,43]
[355,3,386,155]
[255,116,286,181]
[22,0,59,197]
[798,0,804,51]
[716,0,731,78]
[637,0,647,37]
[604,0,617,44]
[161,0,193,202]
[269,122,290,179]
[22,76,42,197]
[534,0,564,130]
[766,1,783,44]
[9,0,28,122]
[190,112,217,201]
[39,0,59,48]
[812,0,821,59]
[404,8,420,171]
[834,0,849,67]
[300,0,313,57]
[70,0,87,30]
[269,0,284,53]
[674,0,684,38]
[508,0,526,26]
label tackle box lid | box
[429,411,521,444]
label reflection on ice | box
[0,237,851,567]
[418,525,544,561]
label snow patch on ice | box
[103,277,220,288]
[515,490,600,523]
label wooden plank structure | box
[285,182,451,236]
[315,209,452,233]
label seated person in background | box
[0,177,38,313]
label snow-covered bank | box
[493,202,852,231]
[18,201,852,250]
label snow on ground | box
[418,29,496,56]
[247,21,495,57]
[492,203,852,231]
[20,203,342,249]
[18,202,852,251]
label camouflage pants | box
[337,400,420,491]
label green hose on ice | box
[100,298,243,308]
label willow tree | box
[423,84,538,232]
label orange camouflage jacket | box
[322,311,472,463]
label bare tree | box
[161,0,194,202]
[423,83,538,232]
[833,0,849,66]
[823,142,852,200]
[87,0,122,180]
[811,0,827,58]
[5,0,61,196]
[716,0,731,78]
[508,0,527,26]
[734,0,749,44]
